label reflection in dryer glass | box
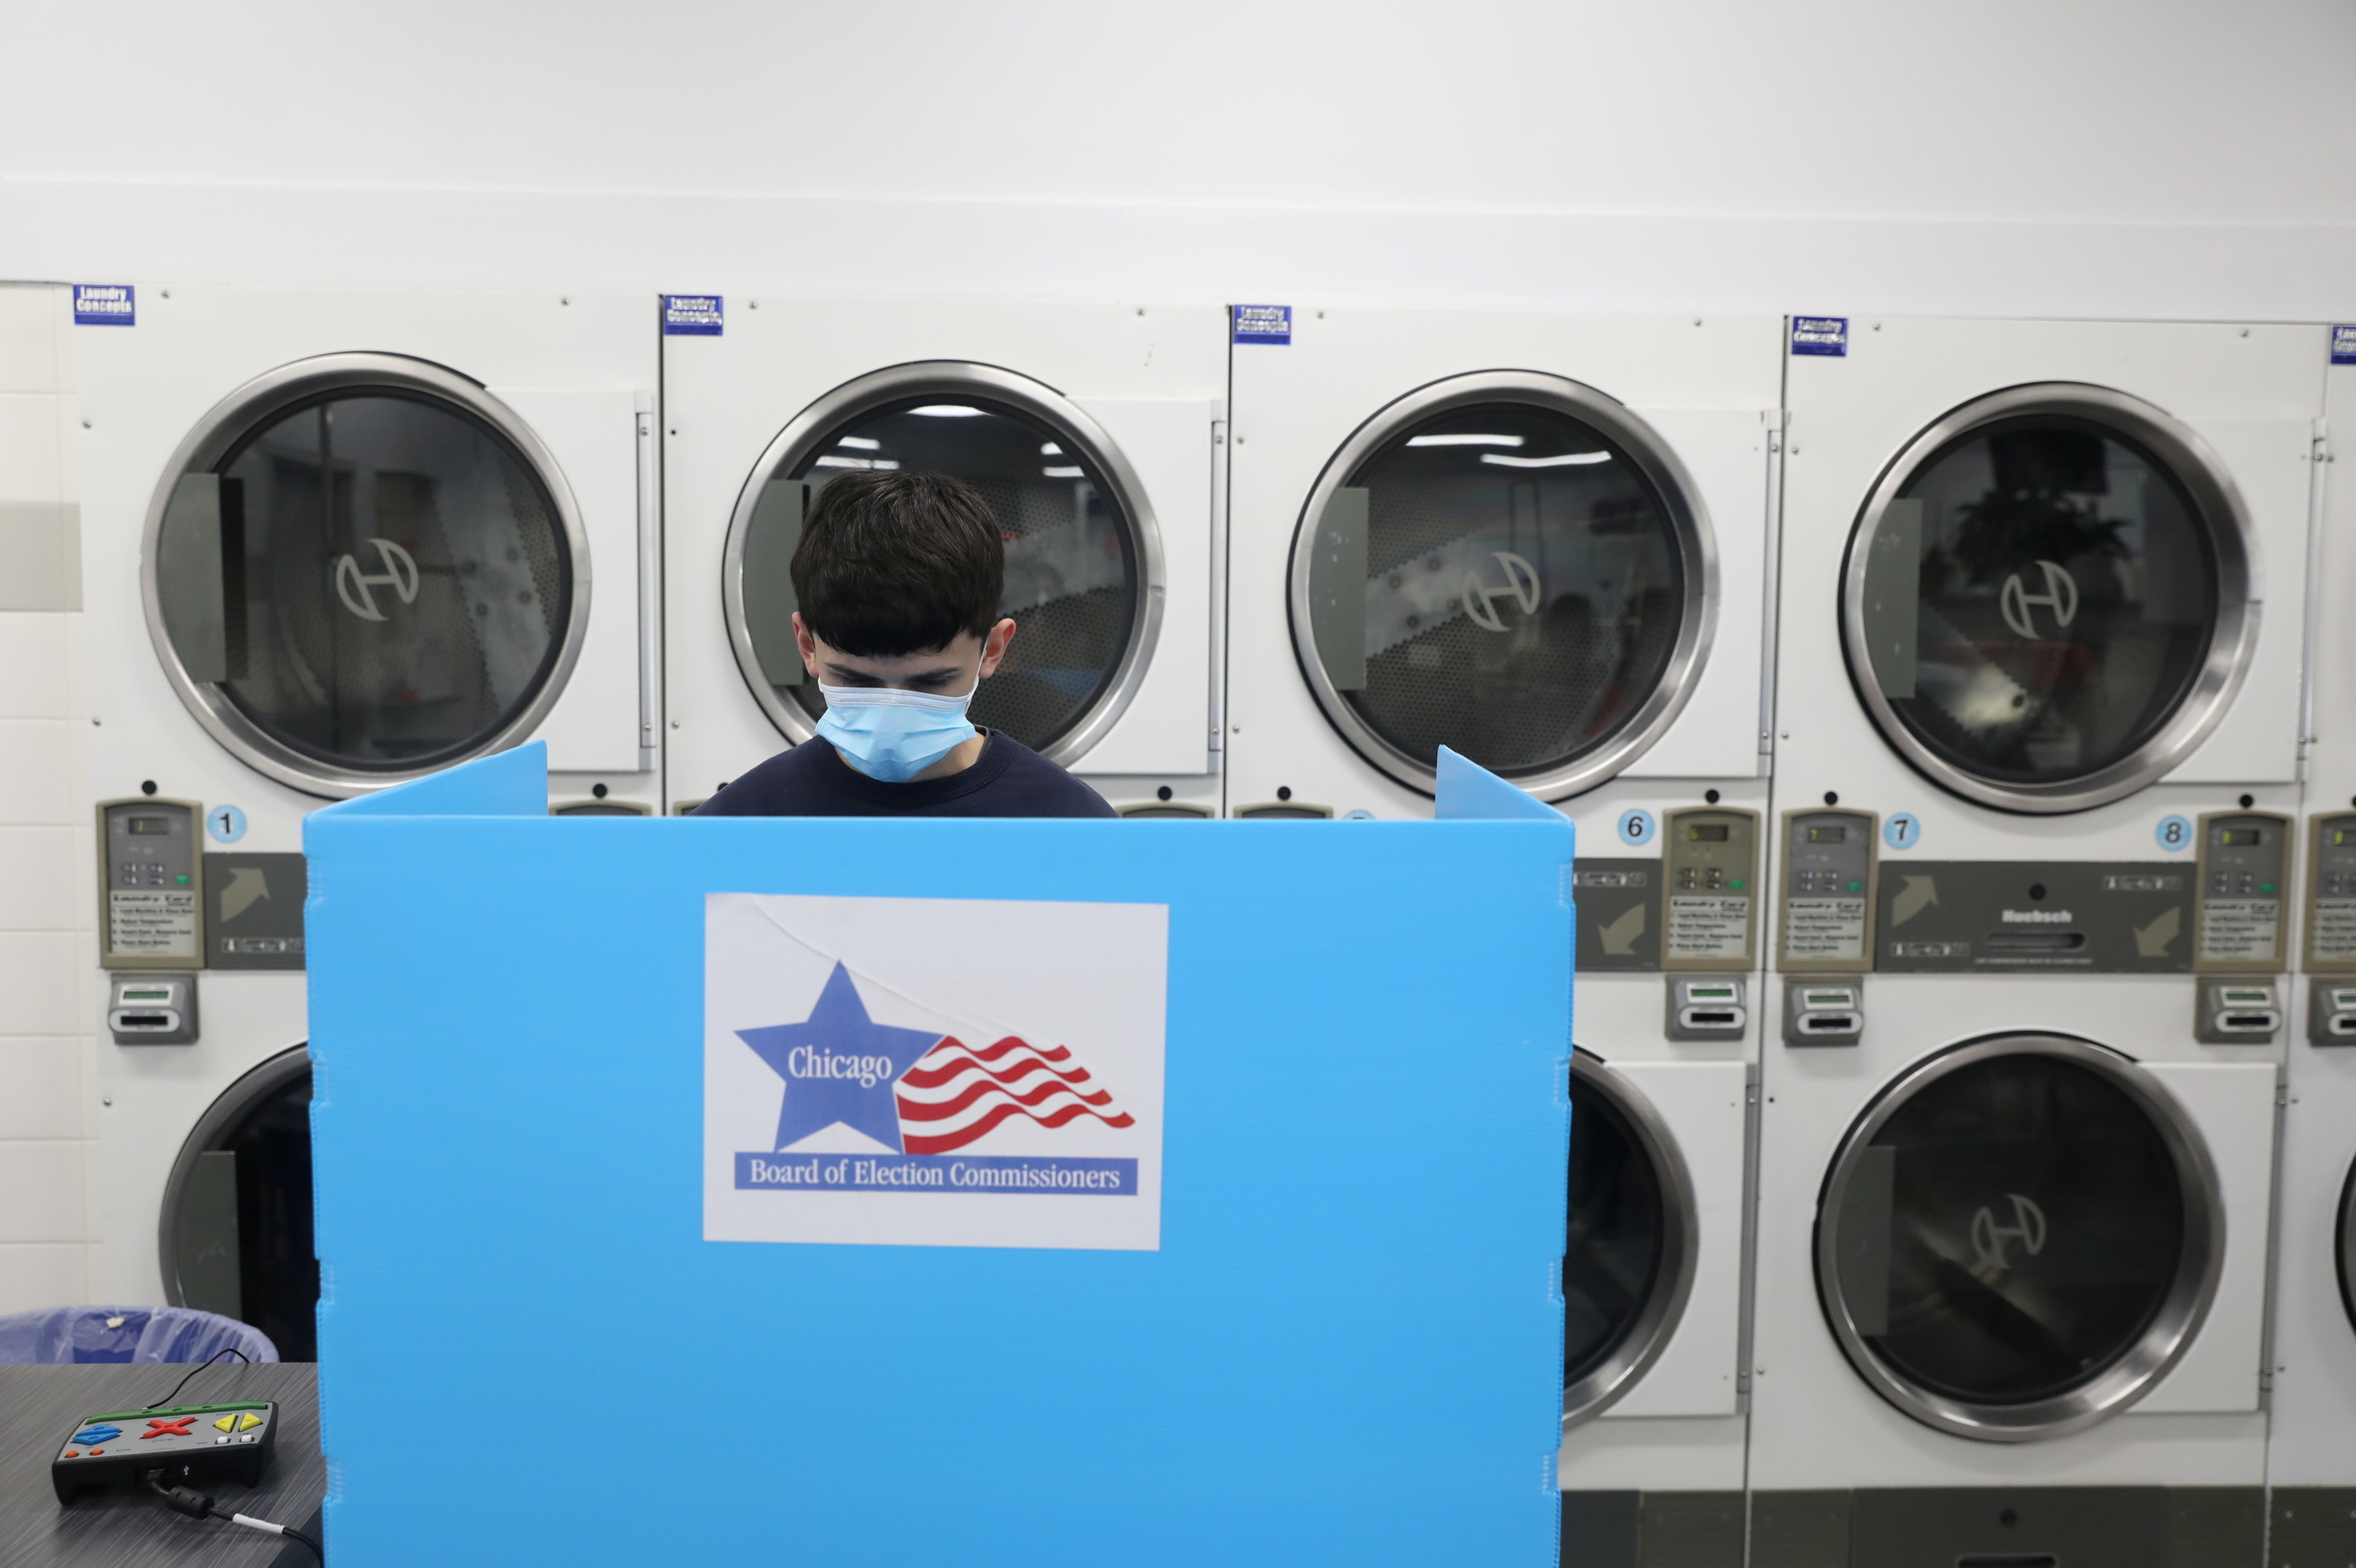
[1843,1051,2183,1404]
[1564,1076,1666,1391]
[199,393,573,771]
[1312,403,1684,777]
[766,399,1140,754]
[1860,418,2219,787]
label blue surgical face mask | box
[814,656,986,783]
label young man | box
[696,470,1115,818]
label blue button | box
[71,1425,121,1445]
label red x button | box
[142,1418,197,1439]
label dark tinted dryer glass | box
[1564,1076,1667,1392]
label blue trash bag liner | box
[0,1307,280,1365]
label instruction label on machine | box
[108,890,198,960]
[2198,900,2281,964]
[2312,898,2356,962]
[1666,896,1751,963]
[1783,896,1868,963]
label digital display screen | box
[1688,824,1729,842]
[1805,826,1847,843]
[126,817,171,835]
[2219,828,2263,846]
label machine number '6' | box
[1462,550,1542,633]
[333,538,421,623]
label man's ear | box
[980,617,1017,677]
[792,612,820,677]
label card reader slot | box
[1981,932,2087,953]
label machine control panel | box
[1660,807,1759,972]
[2192,812,2291,974]
[2304,813,2356,973]
[96,799,203,970]
[1776,810,1876,973]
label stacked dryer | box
[2270,330,2356,1563]
[75,287,657,1354]
[1754,316,2325,1566]
[1225,309,1785,1566]
[660,298,1226,819]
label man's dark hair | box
[790,470,1005,656]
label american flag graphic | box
[894,1035,1136,1155]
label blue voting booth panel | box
[306,744,1571,1565]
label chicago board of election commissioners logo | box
[736,961,1135,1170]
[703,892,1168,1250]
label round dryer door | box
[1563,1052,1699,1427]
[724,363,1163,764]
[1287,372,1714,800]
[2338,1154,2356,1336]
[1841,384,2256,813]
[145,355,590,797]
[159,1046,317,1362]
[1815,1035,2223,1442]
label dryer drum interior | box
[1563,1052,1699,1426]
[1840,384,2255,813]
[1286,372,1714,801]
[160,1045,318,1362]
[1815,1036,2223,1442]
[725,364,1161,766]
[147,355,587,796]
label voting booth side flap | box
[304,744,1573,1566]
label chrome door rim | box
[159,1043,310,1309]
[1285,371,1718,801]
[1814,1033,2225,1442]
[1564,1049,1702,1428]
[2336,1153,2356,1336]
[719,360,1168,767]
[140,353,594,799]
[1838,382,2259,815]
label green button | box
[173,875,190,885]
[2260,883,2276,894]
[1729,879,1746,891]
[1846,881,1863,891]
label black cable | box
[141,1346,252,1410]
[146,1474,323,1562]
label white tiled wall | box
[0,283,97,1313]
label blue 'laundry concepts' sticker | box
[663,295,723,336]
[2333,325,2356,366]
[74,285,134,326]
[1231,305,1291,345]
[1791,316,1847,356]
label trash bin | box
[0,1306,279,1365]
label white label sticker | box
[1784,896,1867,962]
[2198,898,2280,963]
[109,890,198,959]
[704,894,1168,1252]
[1667,895,1751,961]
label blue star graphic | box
[737,963,942,1153]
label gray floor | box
[0,1361,321,1566]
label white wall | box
[2,0,2353,318]
[0,285,98,1313]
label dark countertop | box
[0,1362,322,1566]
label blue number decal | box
[207,805,247,844]
[2157,815,2192,852]
[1883,813,1920,850]
[1618,810,1655,847]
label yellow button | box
[238,1414,264,1432]
[214,1416,237,1433]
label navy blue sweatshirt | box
[691,731,1115,819]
